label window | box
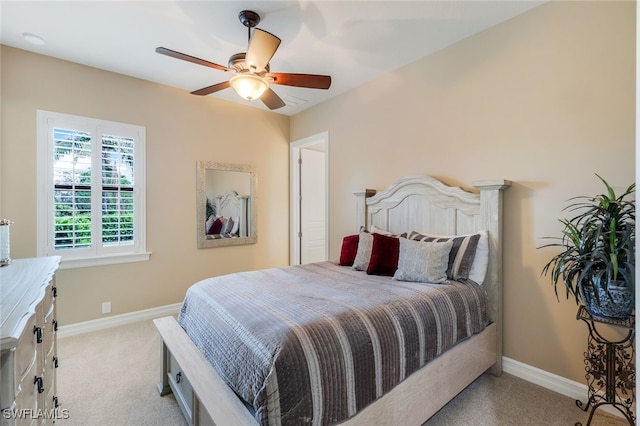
[37,110,149,269]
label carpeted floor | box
[56,319,630,425]
[57,320,186,426]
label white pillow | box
[370,225,394,235]
[393,238,453,284]
[205,215,215,233]
[352,232,374,271]
[230,216,240,235]
[469,230,489,285]
[369,225,407,238]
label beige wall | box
[291,1,635,384]
[0,46,291,325]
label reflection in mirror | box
[196,161,257,248]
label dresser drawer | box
[43,310,56,359]
[0,351,15,415]
[41,284,54,325]
[167,351,194,424]
[44,352,58,404]
[14,360,39,414]
[14,314,39,384]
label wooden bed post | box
[352,189,376,231]
[473,179,511,376]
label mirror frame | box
[196,161,257,248]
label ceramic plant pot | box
[581,279,633,321]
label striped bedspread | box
[177,261,488,426]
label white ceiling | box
[0,1,544,116]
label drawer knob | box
[52,319,58,332]
[53,356,59,368]
[52,286,58,298]
[33,325,43,343]
[175,371,182,384]
[53,396,59,408]
[34,376,44,394]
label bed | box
[155,175,511,426]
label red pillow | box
[207,218,223,234]
[339,234,359,266]
[367,233,400,276]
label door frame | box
[290,132,329,265]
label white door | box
[300,148,326,264]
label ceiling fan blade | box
[245,29,281,73]
[268,73,331,90]
[191,81,231,96]
[156,47,232,73]
[260,88,286,110]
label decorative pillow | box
[230,216,240,235]
[370,225,389,234]
[205,215,215,233]
[406,230,489,284]
[221,216,234,234]
[218,217,227,234]
[339,234,359,266]
[393,239,453,283]
[352,231,374,271]
[468,230,489,285]
[367,233,400,276]
[208,217,224,234]
[370,225,407,238]
[408,231,481,281]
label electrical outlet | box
[101,302,111,314]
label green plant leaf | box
[538,174,635,309]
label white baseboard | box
[57,302,181,339]
[503,356,625,418]
[503,357,587,401]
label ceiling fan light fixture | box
[229,74,268,101]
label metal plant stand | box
[575,305,635,426]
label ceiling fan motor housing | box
[238,10,260,28]
[228,52,270,73]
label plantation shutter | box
[101,134,135,247]
[52,128,93,250]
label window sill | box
[58,252,151,270]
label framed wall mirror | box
[196,161,257,248]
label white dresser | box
[0,257,61,425]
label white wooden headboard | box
[353,175,511,373]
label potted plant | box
[540,174,635,320]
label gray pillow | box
[352,232,373,271]
[221,216,234,234]
[393,238,453,284]
[407,231,480,281]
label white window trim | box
[37,110,150,269]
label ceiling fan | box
[156,10,332,110]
